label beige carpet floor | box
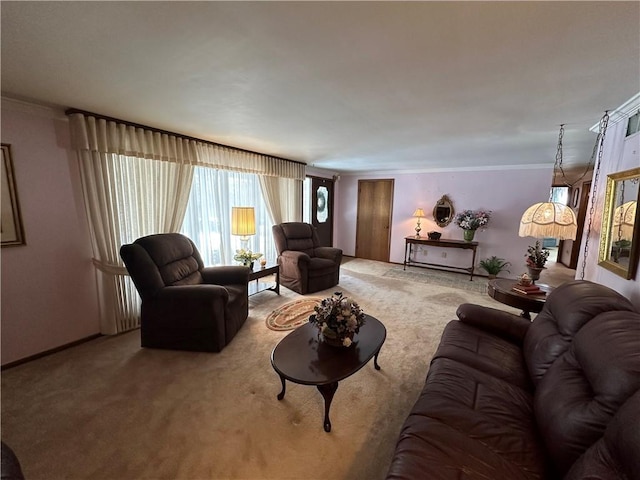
[1,259,521,480]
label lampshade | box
[412,208,425,218]
[519,202,578,240]
[231,207,256,237]
[612,201,637,241]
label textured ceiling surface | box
[2,2,639,173]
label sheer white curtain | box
[69,114,196,334]
[195,142,305,226]
[69,112,304,334]
[258,176,303,225]
[181,168,279,266]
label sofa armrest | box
[456,303,531,344]
[153,284,230,303]
[144,285,231,330]
[314,247,343,263]
[281,250,310,263]
[201,266,250,285]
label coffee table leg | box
[374,349,382,370]
[317,382,339,432]
[520,310,532,321]
[277,375,286,400]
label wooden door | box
[310,176,334,247]
[563,180,591,269]
[355,179,394,261]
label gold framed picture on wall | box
[1,144,26,246]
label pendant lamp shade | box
[519,202,578,240]
[612,201,637,241]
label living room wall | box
[334,166,554,279]
[2,96,637,365]
[1,98,100,365]
[579,109,640,305]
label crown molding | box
[1,95,67,120]
[590,92,640,132]
[339,163,551,176]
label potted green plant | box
[478,256,511,279]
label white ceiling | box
[2,2,639,173]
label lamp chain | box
[580,111,610,280]
[554,124,566,193]
[558,123,601,188]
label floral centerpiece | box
[309,292,366,347]
[234,249,262,267]
[525,240,549,268]
[454,209,491,241]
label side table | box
[487,278,552,320]
[248,263,280,296]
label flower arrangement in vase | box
[525,240,550,282]
[309,292,366,347]
[525,241,550,268]
[454,210,491,241]
[233,249,262,268]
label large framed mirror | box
[598,167,640,279]
[433,195,454,227]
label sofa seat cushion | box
[387,357,548,479]
[386,418,542,480]
[433,321,532,391]
[307,257,338,277]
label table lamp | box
[413,208,425,237]
[232,206,256,250]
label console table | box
[403,236,478,280]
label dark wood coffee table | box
[487,278,553,320]
[270,315,386,432]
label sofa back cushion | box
[120,233,204,299]
[523,280,635,386]
[564,391,640,480]
[272,222,319,256]
[532,308,640,476]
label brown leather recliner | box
[120,233,249,352]
[272,222,342,294]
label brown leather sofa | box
[1,442,24,480]
[120,233,249,352]
[386,280,640,479]
[272,222,342,294]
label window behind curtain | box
[181,167,278,266]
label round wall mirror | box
[433,195,454,227]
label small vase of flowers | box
[309,292,366,347]
[454,210,491,241]
[234,249,263,268]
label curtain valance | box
[69,112,306,180]
[69,114,199,164]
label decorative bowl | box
[427,231,441,240]
[518,273,533,286]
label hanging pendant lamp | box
[519,124,578,240]
[612,200,637,241]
